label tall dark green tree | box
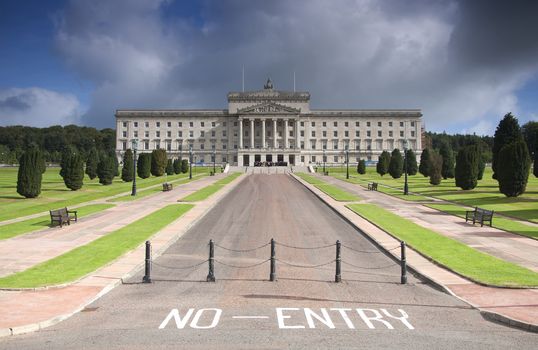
[151,149,167,177]
[97,154,116,185]
[166,159,174,175]
[477,154,486,180]
[59,147,75,179]
[137,153,151,179]
[388,149,403,179]
[17,148,43,198]
[62,150,84,190]
[180,159,189,173]
[85,147,99,180]
[112,152,120,177]
[121,149,134,182]
[376,151,390,176]
[492,113,522,179]
[439,142,455,179]
[357,159,366,174]
[405,149,418,175]
[429,152,443,186]
[497,140,530,197]
[534,148,538,178]
[522,121,538,157]
[419,148,431,177]
[173,159,181,174]
[455,146,479,190]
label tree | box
[173,158,181,174]
[357,159,366,174]
[477,154,486,181]
[17,148,43,198]
[112,152,120,177]
[151,149,167,177]
[85,147,99,180]
[62,149,84,190]
[492,113,522,179]
[166,159,174,175]
[121,149,134,182]
[97,154,116,185]
[455,146,479,190]
[534,148,538,178]
[137,153,151,179]
[180,159,189,173]
[405,149,418,175]
[388,149,403,179]
[522,121,538,157]
[429,152,443,185]
[419,148,431,177]
[497,139,531,197]
[59,147,74,179]
[376,151,390,176]
[439,142,455,179]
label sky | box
[0,0,537,135]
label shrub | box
[137,153,151,179]
[181,159,189,173]
[429,152,443,185]
[97,154,116,185]
[16,148,43,198]
[173,159,181,174]
[492,113,522,179]
[405,149,418,175]
[376,151,390,176]
[419,148,431,177]
[388,149,403,179]
[85,147,99,180]
[62,150,84,190]
[439,142,455,179]
[166,159,174,175]
[497,139,531,197]
[357,159,366,174]
[121,149,134,182]
[455,145,479,190]
[151,149,167,177]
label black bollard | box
[207,239,216,282]
[400,241,407,284]
[335,240,342,283]
[142,241,152,283]
[270,238,276,281]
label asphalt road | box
[1,174,536,349]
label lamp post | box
[189,145,193,180]
[131,139,138,196]
[403,139,409,195]
[345,147,349,179]
[323,148,326,174]
[212,148,216,174]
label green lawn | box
[426,203,538,240]
[0,204,193,288]
[347,203,538,287]
[0,203,115,240]
[323,166,538,224]
[179,173,242,202]
[0,167,207,222]
[295,173,360,202]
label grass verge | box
[109,174,204,202]
[179,173,242,202]
[295,173,360,202]
[346,203,538,287]
[0,204,193,288]
[426,203,538,240]
[0,204,115,241]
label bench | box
[465,207,494,227]
[162,183,173,192]
[368,182,378,191]
[50,207,77,228]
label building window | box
[122,131,127,138]
[144,141,149,150]
[322,141,327,150]
[334,121,338,127]
[289,131,293,137]
[389,131,393,137]
[189,130,194,137]
[311,122,315,127]
[355,131,360,137]
[167,122,171,127]
[411,131,415,137]
[355,122,360,127]
[200,131,205,137]
[378,121,382,127]
[344,122,349,127]
[122,141,126,150]
[178,131,183,137]
[367,131,371,137]
[145,131,149,138]
[212,131,216,137]
[300,141,304,149]
[156,131,160,138]
[300,122,304,127]
[333,131,338,137]
[311,131,316,137]
[200,143,205,150]
[223,131,227,137]
[389,122,393,127]
[223,144,227,149]
[212,122,216,127]
[311,155,316,162]
[167,142,171,151]
[211,143,216,150]
[323,131,327,137]
[122,122,127,127]
[178,122,182,127]
[167,131,171,138]
[201,122,205,127]
[300,130,304,137]
[134,122,138,127]
[400,121,404,127]
[411,121,415,127]
[234,144,238,149]
[334,156,338,162]
[155,140,161,149]
[344,131,349,137]
[222,156,227,162]
[134,131,138,138]
[311,141,316,149]
[156,122,160,128]
[400,131,404,137]
[323,122,327,127]
[333,140,338,149]
[190,121,194,127]
[378,131,382,137]
[367,122,371,127]
[145,122,149,128]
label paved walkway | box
[292,173,538,331]
[321,175,538,272]
[0,174,225,278]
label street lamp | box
[404,139,409,195]
[131,139,138,196]
[345,147,349,179]
[189,145,193,180]
[323,148,326,174]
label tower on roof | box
[264,78,273,90]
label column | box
[262,119,266,148]
[250,118,254,148]
[284,119,288,149]
[273,119,277,148]
[295,119,299,149]
[239,118,243,149]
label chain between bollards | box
[335,240,342,283]
[207,239,216,282]
[270,238,276,281]
[400,241,407,284]
[142,240,152,283]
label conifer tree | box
[405,149,418,175]
[439,142,455,179]
[497,139,530,197]
[121,149,134,182]
[151,149,167,177]
[492,113,521,179]
[166,159,174,175]
[17,148,43,198]
[455,145,479,190]
[419,148,431,177]
[429,152,443,185]
[173,159,181,174]
[181,159,189,173]
[63,150,84,190]
[357,159,366,174]
[376,151,390,176]
[534,148,538,178]
[388,149,403,179]
[137,153,151,179]
[97,154,115,185]
[477,154,486,181]
[112,152,120,177]
[85,147,99,180]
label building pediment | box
[237,102,300,114]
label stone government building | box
[115,79,423,166]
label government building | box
[115,79,423,166]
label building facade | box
[115,79,423,166]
